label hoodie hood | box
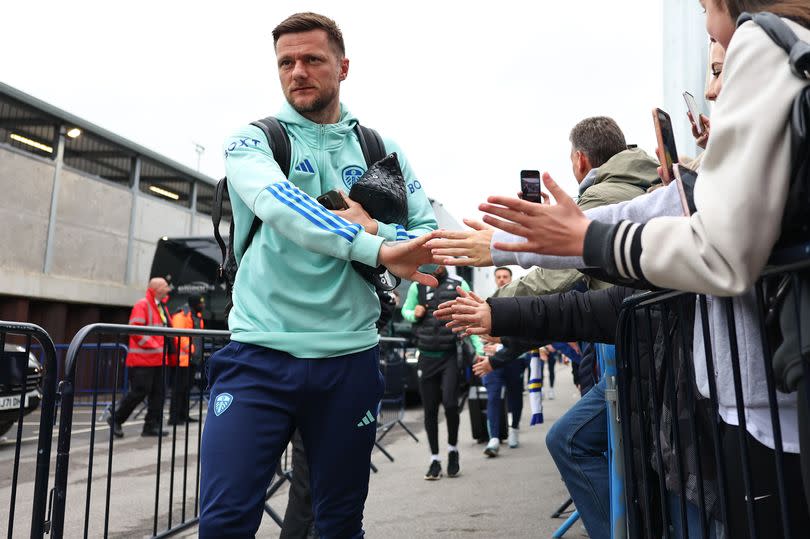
[275,101,358,151]
[591,148,659,189]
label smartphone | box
[682,91,705,135]
[652,108,679,185]
[520,170,542,203]
[672,163,695,216]
[317,189,349,211]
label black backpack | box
[736,12,810,256]
[211,117,387,314]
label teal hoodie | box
[223,102,437,358]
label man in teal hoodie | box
[199,12,439,538]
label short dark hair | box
[494,267,513,277]
[569,116,627,168]
[272,12,345,56]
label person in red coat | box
[107,277,172,437]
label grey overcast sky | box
[3,0,664,222]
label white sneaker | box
[547,387,556,400]
[484,437,500,457]
[508,427,519,448]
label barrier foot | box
[398,420,419,443]
[374,441,395,462]
[551,497,574,518]
[370,461,378,474]
[551,510,580,538]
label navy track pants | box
[199,341,384,539]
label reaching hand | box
[440,287,492,336]
[472,356,494,377]
[688,112,711,149]
[425,219,495,267]
[377,234,438,288]
[434,298,460,321]
[480,173,591,257]
[333,191,378,235]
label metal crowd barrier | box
[0,321,58,539]
[48,323,230,539]
[31,343,130,408]
[614,256,810,539]
[374,336,419,465]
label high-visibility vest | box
[170,307,204,367]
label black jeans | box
[169,366,192,422]
[722,423,810,539]
[114,366,165,429]
[418,351,460,455]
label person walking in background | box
[402,265,483,479]
[107,277,172,438]
[478,267,527,455]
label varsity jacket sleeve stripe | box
[225,125,383,268]
[490,181,685,270]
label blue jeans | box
[546,379,609,539]
[483,357,525,437]
[668,493,720,539]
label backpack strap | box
[354,124,386,167]
[251,117,293,176]
[212,177,230,278]
[212,117,292,278]
[738,12,810,80]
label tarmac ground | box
[1,364,588,538]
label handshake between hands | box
[374,172,591,297]
[426,172,591,267]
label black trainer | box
[141,426,169,437]
[424,460,442,480]
[447,450,461,477]
[107,415,123,438]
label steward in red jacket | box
[108,277,173,438]
[126,283,173,367]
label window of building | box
[0,95,58,159]
[63,130,134,185]
[139,159,193,208]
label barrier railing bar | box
[756,280,792,539]
[642,307,673,539]
[193,338,206,520]
[722,298,758,538]
[103,334,123,539]
[697,295,731,533]
[628,311,655,538]
[660,304,689,539]
[82,339,103,538]
[153,341,169,537]
[674,300,709,539]
[10,321,60,539]
[181,344,191,524]
[8,334,30,539]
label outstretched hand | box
[433,286,492,336]
[434,286,485,321]
[377,234,439,288]
[425,219,495,267]
[480,173,591,257]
